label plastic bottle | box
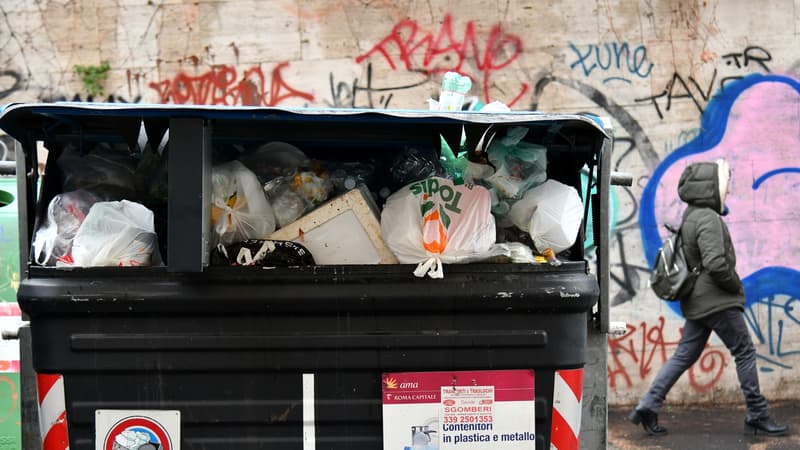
[439,72,472,111]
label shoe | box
[628,407,667,436]
[744,417,789,436]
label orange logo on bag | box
[410,178,466,255]
[422,207,448,254]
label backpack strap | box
[676,207,701,273]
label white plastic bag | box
[71,200,158,267]
[507,179,583,254]
[211,160,276,245]
[381,177,495,278]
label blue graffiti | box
[639,74,800,315]
[640,73,800,370]
[742,267,800,371]
[568,41,654,82]
[752,167,800,190]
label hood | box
[677,159,730,213]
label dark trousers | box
[637,307,769,420]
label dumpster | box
[0,103,613,450]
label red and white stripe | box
[37,373,70,450]
[0,302,21,373]
[550,368,584,450]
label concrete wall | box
[0,0,798,407]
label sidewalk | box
[608,401,800,450]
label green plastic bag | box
[439,134,468,184]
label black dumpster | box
[0,104,612,450]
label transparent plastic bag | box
[211,160,276,245]
[31,189,103,265]
[486,127,548,199]
[238,141,310,183]
[71,200,158,267]
[264,176,308,228]
[324,161,377,195]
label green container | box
[0,175,21,450]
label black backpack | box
[649,221,700,301]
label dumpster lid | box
[0,102,609,152]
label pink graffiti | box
[355,14,529,107]
[608,316,726,393]
[653,78,800,279]
[149,62,314,106]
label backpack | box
[649,221,700,301]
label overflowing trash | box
[507,179,583,266]
[30,79,588,274]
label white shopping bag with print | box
[381,177,495,278]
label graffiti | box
[641,74,800,305]
[529,75,662,303]
[148,62,314,106]
[40,93,142,104]
[530,76,659,171]
[327,63,431,109]
[568,41,655,83]
[608,316,726,392]
[355,14,529,107]
[0,375,17,425]
[662,128,700,154]
[742,268,800,371]
[0,70,22,102]
[635,46,774,119]
[722,46,772,72]
[635,70,720,119]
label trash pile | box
[32,134,167,267]
[32,73,586,276]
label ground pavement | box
[608,401,800,450]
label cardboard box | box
[268,185,398,264]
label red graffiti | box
[355,14,529,107]
[149,62,314,106]
[608,316,726,393]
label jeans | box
[637,307,769,421]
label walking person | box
[629,159,789,437]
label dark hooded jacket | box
[677,160,744,319]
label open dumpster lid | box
[0,102,610,154]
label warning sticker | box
[95,410,180,450]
